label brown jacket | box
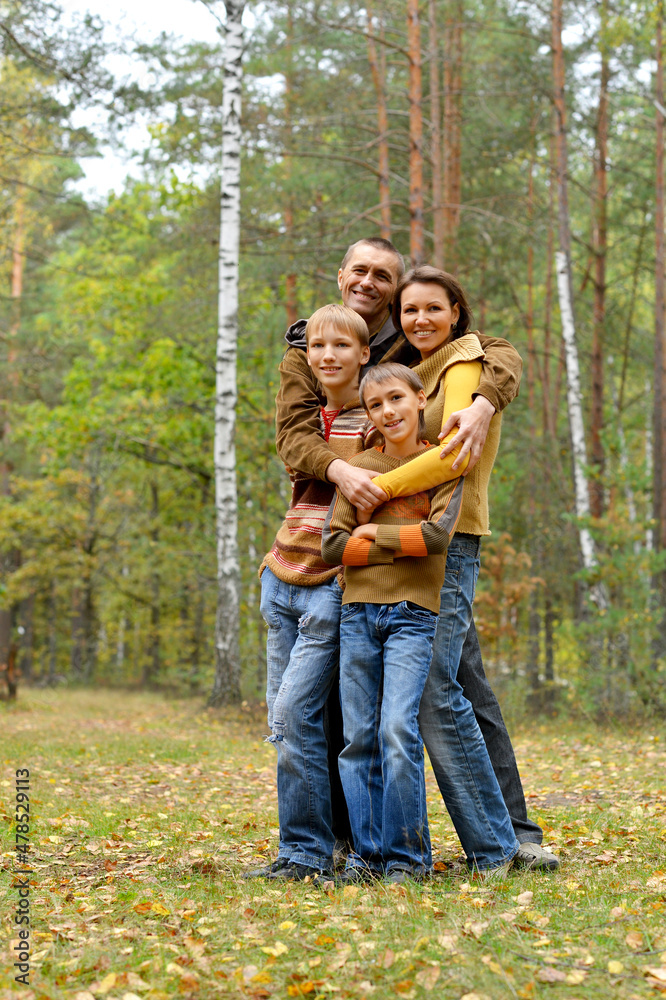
[275,318,522,481]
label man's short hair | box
[340,238,405,277]
[305,303,370,348]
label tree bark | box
[210,0,245,707]
[443,1,463,269]
[407,0,424,264]
[367,1,391,239]
[552,0,606,608]
[590,3,609,519]
[654,4,666,657]
[429,0,443,266]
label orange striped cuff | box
[398,525,428,557]
[342,537,373,566]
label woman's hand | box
[438,395,495,474]
[351,523,379,540]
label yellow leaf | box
[608,960,624,974]
[415,964,441,991]
[315,934,336,946]
[287,983,315,996]
[151,902,170,916]
[342,885,359,898]
[279,921,297,930]
[252,972,273,984]
[261,940,288,957]
[565,970,587,985]
[96,973,117,995]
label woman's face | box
[400,282,460,360]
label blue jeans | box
[338,600,437,874]
[418,535,520,870]
[260,566,342,869]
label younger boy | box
[321,363,464,883]
[249,304,372,883]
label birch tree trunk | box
[210,0,245,707]
[552,0,606,610]
[407,0,424,264]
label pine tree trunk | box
[590,5,609,519]
[407,0,424,264]
[367,2,391,239]
[429,0,443,266]
[210,0,245,707]
[654,5,666,659]
[443,1,463,268]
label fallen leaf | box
[463,920,489,939]
[315,935,336,946]
[95,973,117,995]
[565,970,587,984]
[261,941,288,957]
[535,968,566,983]
[415,965,440,990]
[645,968,666,983]
[513,891,534,906]
[608,960,624,974]
[626,931,645,951]
[151,901,170,916]
[132,900,153,914]
[436,933,458,951]
[381,947,395,969]
[287,983,315,996]
[279,920,297,931]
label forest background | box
[1,0,665,720]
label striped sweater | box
[261,401,372,586]
[321,448,465,613]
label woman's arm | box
[322,490,396,567]
[369,360,482,500]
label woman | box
[366,265,519,873]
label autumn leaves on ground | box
[1,692,665,1000]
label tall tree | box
[551,0,606,609]
[407,0,424,264]
[210,0,245,707]
[654,2,666,659]
[443,0,463,269]
[367,1,391,240]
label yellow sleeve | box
[371,361,482,500]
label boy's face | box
[307,325,370,394]
[363,378,426,452]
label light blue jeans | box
[338,600,437,874]
[419,535,520,870]
[260,566,342,870]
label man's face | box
[337,245,401,331]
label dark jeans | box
[327,616,542,846]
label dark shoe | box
[384,867,426,885]
[335,866,378,886]
[513,842,559,871]
[265,862,333,883]
[242,857,291,879]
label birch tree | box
[210,0,245,707]
[551,0,607,610]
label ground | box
[1,690,665,999]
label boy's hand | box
[327,459,388,509]
[439,395,495,474]
[351,523,379,540]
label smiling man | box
[273,236,559,872]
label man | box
[274,237,558,871]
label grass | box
[1,689,665,999]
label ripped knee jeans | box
[259,566,342,868]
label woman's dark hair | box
[392,265,473,340]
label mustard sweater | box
[370,334,501,536]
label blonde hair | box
[305,304,370,348]
[359,362,427,439]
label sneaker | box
[335,866,378,886]
[384,867,426,885]
[513,842,560,871]
[242,857,291,880]
[265,862,333,883]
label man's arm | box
[474,333,523,413]
[275,347,388,508]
